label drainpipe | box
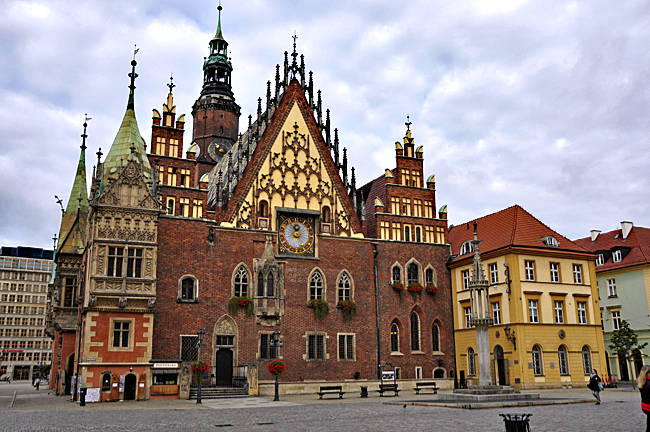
[372,242,381,379]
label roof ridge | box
[450,204,519,231]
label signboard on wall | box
[119,375,125,393]
[85,388,100,403]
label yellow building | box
[449,205,606,389]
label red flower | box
[407,283,423,293]
[391,282,404,291]
[268,359,286,376]
[425,285,437,295]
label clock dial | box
[278,215,315,256]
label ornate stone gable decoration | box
[253,236,285,325]
[97,159,161,212]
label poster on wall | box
[85,388,100,403]
[119,375,125,393]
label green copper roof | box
[214,6,224,40]
[102,65,151,185]
[57,143,88,255]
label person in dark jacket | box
[638,365,650,432]
[588,369,602,404]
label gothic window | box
[166,198,175,215]
[267,272,274,297]
[259,200,269,218]
[468,347,476,375]
[415,227,421,242]
[558,345,569,375]
[233,265,249,297]
[391,265,402,284]
[425,268,435,286]
[404,226,411,242]
[582,346,592,375]
[407,262,419,284]
[432,323,440,352]
[101,373,111,392]
[410,312,421,351]
[390,323,400,353]
[309,270,324,300]
[337,271,352,301]
[322,206,331,223]
[179,276,198,302]
[532,345,543,376]
[257,272,264,297]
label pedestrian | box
[35,376,40,391]
[638,365,650,432]
[588,368,602,404]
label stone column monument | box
[468,222,493,387]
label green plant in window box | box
[228,296,253,316]
[391,282,405,301]
[307,299,329,319]
[407,282,423,300]
[425,284,437,295]
[337,300,356,321]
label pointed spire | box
[316,90,322,127]
[275,64,281,100]
[350,166,356,193]
[325,109,331,148]
[308,71,314,107]
[342,147,348,186]
[333,128,340,168]
[215,3,224,40]
[266,80,271,110]
[127,47,138,110]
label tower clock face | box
[278,214,315,256]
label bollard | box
[79,387,87,407]
[360,386,368,398]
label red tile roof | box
[448,205,588,263]
[574,226,650,271]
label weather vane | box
[167,74,175,93]
[133,44,139,60]
[405,115,412,131]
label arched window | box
[178,276,198,302]
[404,226,411,242]
[425,268,435,286]
[258,200,269,218]
[410,312,421,351]
[101,373,111,392]
[267,272,274,297]
[322,206,331,223]
[532,345,544,376]
[407,262,419,284]
[433,368,445,378]
[468,348,476,375]
[233,266,249,297]
[582,345,592,375]
[309,270,324,300]
[392,265,402,283]
[415,227,421,242]
[558,345,569,375]
[337,271,352,301]
[390,323,400,353]
[432,323,440,352]
[257,272,264,297]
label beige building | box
[0,247,53,381]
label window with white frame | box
[338,334,355,361]
[462,270,470,290]
[528,299,539,323]
[337,271,352,301]
[460,241,473,255]
[558,345,569,375]
[309,270,324,300]
[607,278,617,297]
[549,263,560,283]
[524,260,535,281]
[415,366,422,379]
[489,263,498,284]
[432,323,440,352]
[410,312,421,351]
[233,266,249,297]
[577,302,587,324]
[467,348,476,375]
[612,310,621,330]
[390,323,400,353]
[572,264,583,284]
[596,254,604,266]
[492,302,501,324]
[259,333,279,360]
[532,345,543,376]
[179,276,197,301]
[613,250,622,263]
[391,265,402,284]
[554,300,564,324]
[464,306,472,328]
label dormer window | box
[595,254,604,266]
[459,241,473,255]
[542,236,559,247]
[612,250,622,263]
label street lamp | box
[270,330,282,401]
[196,328,205,404]
[504,325,516,351]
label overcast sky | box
[1,0,649,250]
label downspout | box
[372,242,381,379]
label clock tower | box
[191,5,240,172]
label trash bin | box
[499,413,532,432]
[80,387,87,407]
[360,386,368,398]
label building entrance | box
[618,352,630,381]
[494,345,507,385]
[215,348,233,386]
[124,374,137,400]
[64,354,74,395]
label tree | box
[609,319,647,382]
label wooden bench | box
[414,381,439,395]
[317,385,345,399]
[378,383,400,397]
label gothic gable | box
[98,159,160,211]
[222,81,362,237]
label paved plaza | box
[0,382,646,431]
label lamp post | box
[504,325,516,351]
[196,328,205,404]
[270,330,282,401]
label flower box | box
[307,299,329,319]
[337,300,356,320]
[228,296,253,316]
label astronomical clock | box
[277,212,316,257]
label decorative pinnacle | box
[96,147,103,166]
[52,233,58,250]
[81,113,92,151]
[54,195,64,216]
[405,114,412,131]
[127,45,139,109]
[167,74,175,93]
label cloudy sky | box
[1,0,648,250]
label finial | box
[215,1,223,38]
[167,74,175,93]
[81,114,91,151]
[473,221,478,240]
[54,195,64,216]
[405,114,412,131]
[52,233,58,250]
[127,46,139,109]
[292,31,298,54]
[96,147,103,166]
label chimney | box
[590,230,601,242]
[621,221,633,240]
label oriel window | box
[126,248,143,278]
[107,247,124,277]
